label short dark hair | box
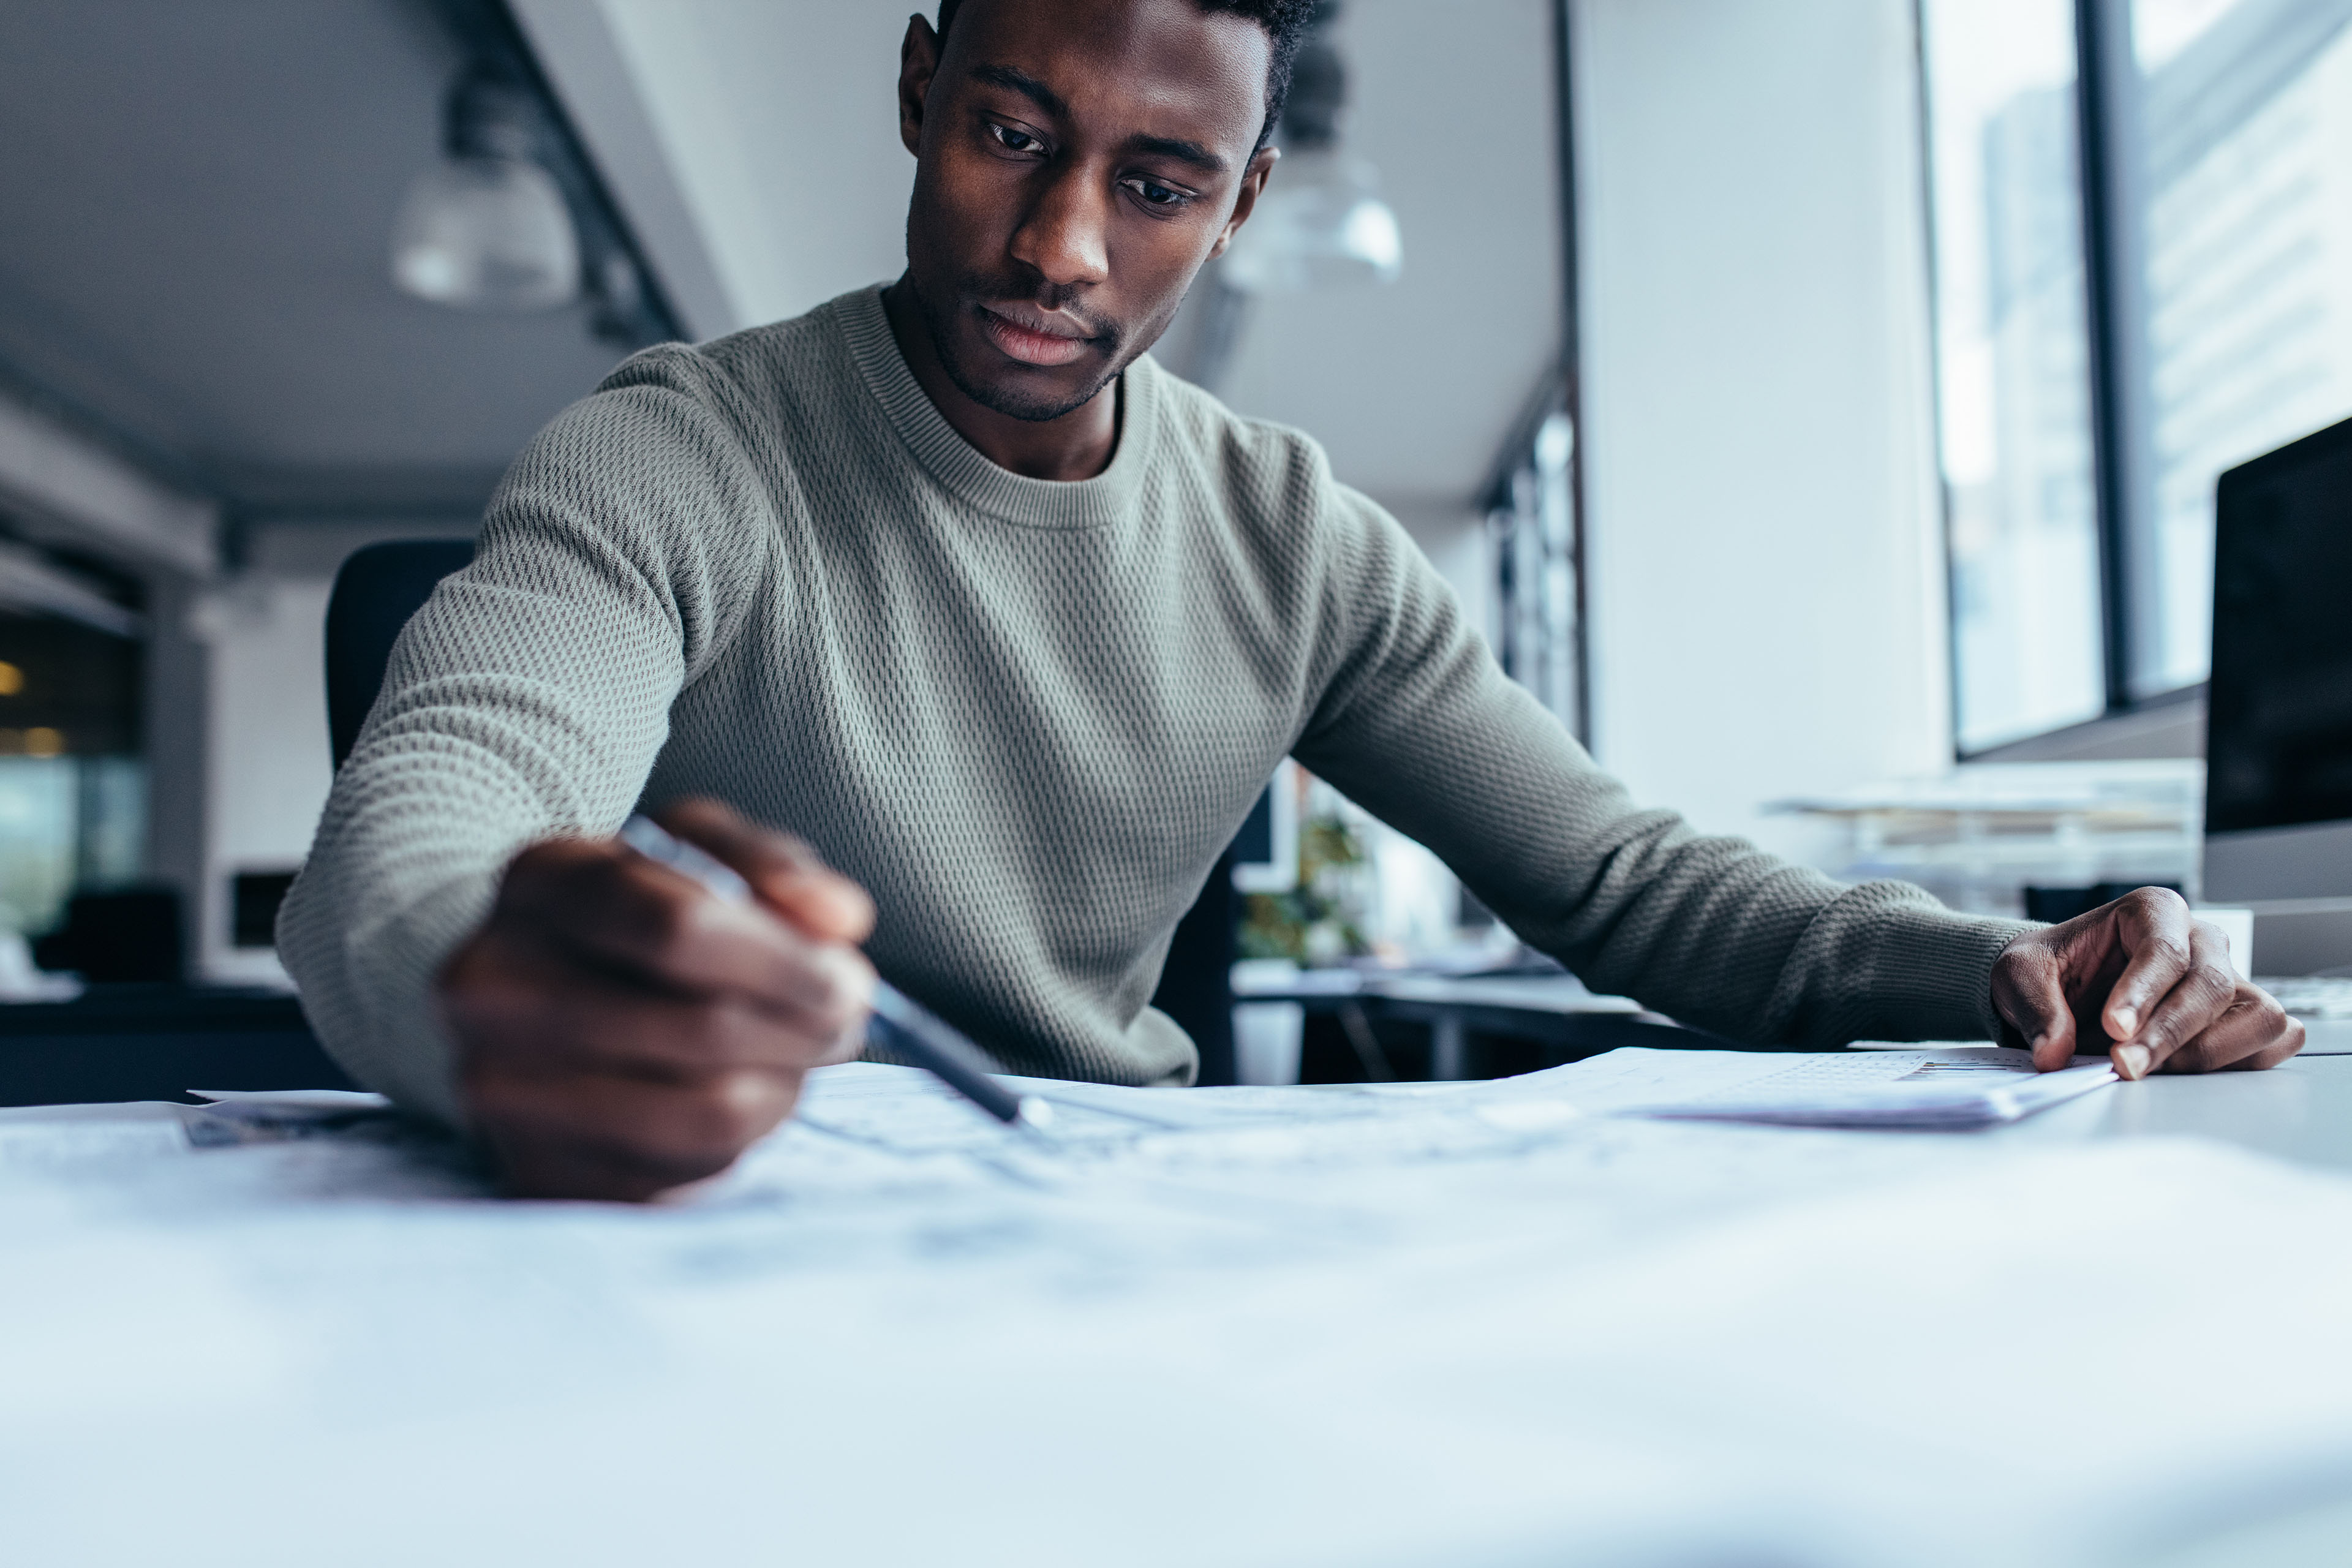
[933,0,1321,153]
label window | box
[1487,406,1585,742]
[0,613,147,943]
[1922,0,2352,752]
[1922,0,2104,750]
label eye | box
[1123,177,1191,211]
[987,122,1044,156]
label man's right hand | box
[438,798,876,1202]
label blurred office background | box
[0,0,2345,993]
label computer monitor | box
[2203,412,2352,974]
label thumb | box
[657,798,876,945]
[1999,944,2078,1072]
[759,866,875,946]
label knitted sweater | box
[279,284,2027,1126]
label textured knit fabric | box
[279,284,2030,1127]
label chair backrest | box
[324,539,476,769]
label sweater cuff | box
[325,874,489,1133]
[1864,904,2041,1042]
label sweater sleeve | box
[276,351,776,1125]
[1288,486,2028,1047]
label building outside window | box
[1923,0,2352,753]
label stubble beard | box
[914,278,1129,424]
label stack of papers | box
[1596,1047,2118,1128]
[1451,1043,2117,1128]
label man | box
[281,0,2301,1202]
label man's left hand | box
[1991,887,2304,1078]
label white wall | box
[1573,0,1951,857]
[194,576,332,985]
[190,522,475,984]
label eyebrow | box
[1126,134,1227,175]
[968,63,1231,176]
[970,64,1068,121]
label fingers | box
[1989,933,2081,1072]
[499,837,873,1028]
[1992,888,2300,1080]
[469,1065,802,1202]
[2156,986,2306,1075]
[2098,888,2199,1050]
[659,798,876,944]
[2117,912,2239,1086]
[443,930,859,1080]
[441,804,883,1202]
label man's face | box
[897,0,1275,422]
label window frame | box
[1925,0,2241,759]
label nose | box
[1008,162,1110,292]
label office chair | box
[324,539,476,769]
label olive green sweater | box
[279,285,2025,1125]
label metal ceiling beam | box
[0,390,219,578]
[0,540,145,637]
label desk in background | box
[1239,967,1738,1082]
[8,985,2338,1107]
[0,987,348,1107]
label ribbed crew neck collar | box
[832,284,1159,531]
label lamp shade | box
[390,156,579,312]
[1222,151,1403,295]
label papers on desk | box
[1494,1044,2117,1128]
[1655,1056,2116,1128]
[4,1058,2352,1568]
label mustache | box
[959,273,1117,347]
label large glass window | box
[2130,0,2352,694]
[1923,0,2107,751]
[1923,0,2352,748]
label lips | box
[976,304,1095,368]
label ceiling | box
[0,0,636,521]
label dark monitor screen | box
[2206,413,2352,837]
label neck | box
[880,277,1120,481]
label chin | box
[965,374,1104,424]
[945,325,1115,424]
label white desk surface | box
[1991,1043,2352,1169]
[6,1049,2352,1568]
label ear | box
[1207,146,1280,261]
[899,13,943,158]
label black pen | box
[617,815,1055,1136]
